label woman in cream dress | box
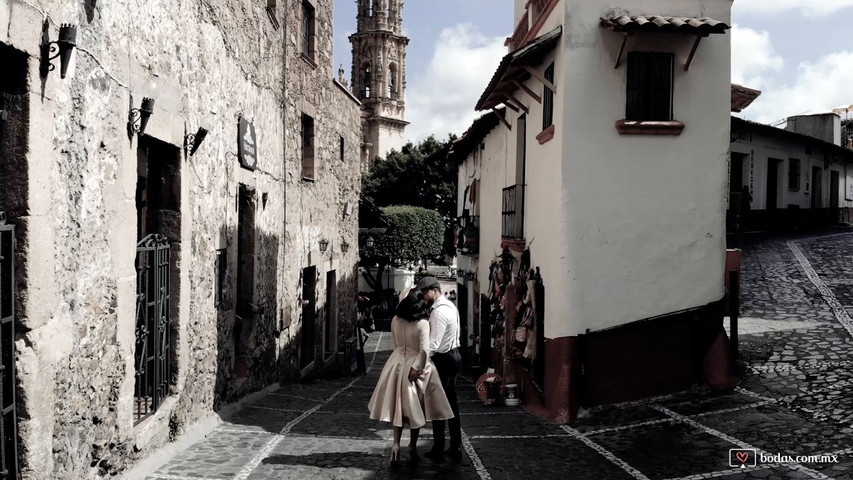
[368,288,454,463]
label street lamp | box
[364,236,374,249]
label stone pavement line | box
[461,430,491,480]
[232,331,386,480]
[583,418,674,436]
[468,434,572,439]
[788,240,853,339]
[558,425,651,480]
[750,360,853,374]
[651,406,832,480]
[267,393,322,402]
[148,476,223,480]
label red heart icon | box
[736,452,749,463]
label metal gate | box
[134,234,171,424]
[0,221,17,478]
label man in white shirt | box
[417,276,462,461]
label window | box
[542,62,555,131]
[301,1,315,61]
[626,52,674,121]
[789,158,801,191]
[302,114,315,180]
[339,136,345,162]
[389,65,397,99]
[362,65,372,99]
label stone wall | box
[0,0,362,477]
[281,0,362,381]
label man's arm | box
[429,308,449,355]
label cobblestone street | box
[142,232,853,480]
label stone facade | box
[350,0,409,166]
[0,0,361,478]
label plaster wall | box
[557,0,731,335]
[731,131,853,211]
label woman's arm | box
[410,320,430,378]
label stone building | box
[451,0,735,423]
[0,0,361,477]
[350,0,409,167]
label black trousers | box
[431,349,461,451]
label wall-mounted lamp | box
[364,236,375,249]
[40,21,77,79]
[128,96,155,138]
[185,127,209,156]
[340,241,350,253]
[319,239,329,253]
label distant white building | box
[729,112,853,232]
[452,0,735,423]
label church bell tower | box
[350,0,410,165]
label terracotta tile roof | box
[448,109,504,165]
[475,26,562,111]
[731,116,853,159]
[600,16,730,35]
[731,84,761,113]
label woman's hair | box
[396,288,428,322]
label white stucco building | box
[452,0,735,423]
[729,112,853,233]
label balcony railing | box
[458,215,480,255]
[531,0,548,22]
[508,16,529,51]
[502,185,525,239]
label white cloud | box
[731,25,784,90]
[405,23,507,142]
[733,0,853,16]
[745,51,853,124]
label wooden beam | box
[513,80,541,104]
[505,93,529,114]
[492,108,511,130]
[614,33,630,69]
[523,65,555,92]
[684,35,703,71]
[502,99,520,112]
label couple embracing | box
[367,276,462,464]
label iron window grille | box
[789,158,801,191]
[0,222,18,479]
[134,234,172,425]
[542,62,555,131]
[502,185,525,239]
[626,52,674,121]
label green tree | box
[362,135,458,223]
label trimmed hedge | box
[373,206,444,264]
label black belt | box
[434,348,459,356]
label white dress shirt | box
[428,295,460,355]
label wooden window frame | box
[301,113,316,181]
[301,1,316,63]
[542,62,555,132]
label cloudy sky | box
[333,1,853,142]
